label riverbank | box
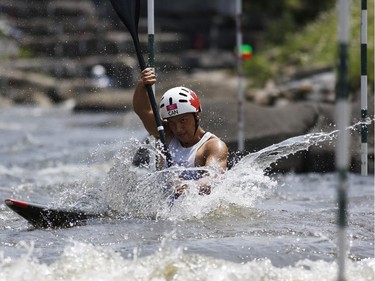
[1,67,373,174]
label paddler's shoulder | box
[202,134,228,154]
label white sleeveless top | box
[168,132,213,168]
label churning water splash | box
[61,118,373,221]
[234,117,373,172]
[236,130,337,171]
[79,136,275,221]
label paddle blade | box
[110,0,146,69]
[110,0,140,35]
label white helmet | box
[159,87,202,119]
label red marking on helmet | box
[189,91,200,110]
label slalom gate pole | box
[360,0,368,175]
[336,0,351,280]
[147,0,155,73]
[236,0,245,151]
[147,0,158,168]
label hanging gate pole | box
[236,0,245,152]
[147,0,155,72]
[360,0,368,176]
[336,0,351,280]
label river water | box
[0,105,373,280]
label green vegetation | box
[18,47,33,59]
[245,1,374,93]
[245,0,335,44]
[0,29,33,60]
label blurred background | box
[0,0,373,173]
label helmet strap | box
[193,113,200,135]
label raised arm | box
[132,68,159,138]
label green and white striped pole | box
[147,0,155,77]
[336,0,351,280]
[360,0,368,176]
[147,0,158,169]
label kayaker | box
[133,68,228,195]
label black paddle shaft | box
[109,0,173,167]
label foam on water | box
[0,241,373,281]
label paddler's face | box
[167,113,197,146]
